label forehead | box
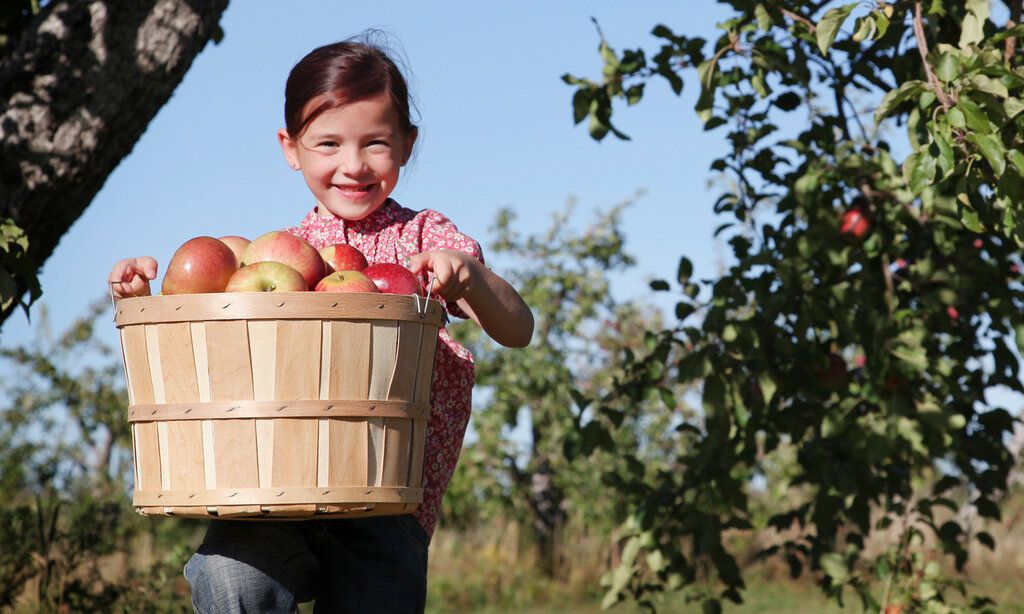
[301,93,402,134]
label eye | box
[367,139,390,148]
[317,140,338,148]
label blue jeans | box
[184,515,429,613]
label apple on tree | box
[242,231,325,290]
[217,235,250,267]
[225,261,306,293]
[320,244,368,273]
[840,207,870,241]
[314,270,380,293]
[162,236,239,295]
[363,263,423,295]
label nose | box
[335,146,368,177]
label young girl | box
[108,38,534,613]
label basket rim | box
[114,291,445,327]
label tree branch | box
[913,1,952,111]
[1005,2,1022,64]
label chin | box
[317,200,387,221]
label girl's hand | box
[109,257,158,299]
[408,249,481,303]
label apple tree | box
[0,0,228,325]
[565,1,1023,611]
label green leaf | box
[1005,97,1024,119]
[969,74,1008,99]
[816,3,857,55]
[957,97,994,133]
[851,16,875,43]
[755,3,771,31]
[820,552,848,583]
[947,106,966,128]
[874,80,925,123]
[572,88,592,125]
[650,279,670,291]
[967,132,1006,177]
[934,53,961,82]
[1008,150,1024,176]
[678,256,694,283]
[904,151,937,194]
[961,206,984,232]
[959,10,986,48]
[872,9,890,38]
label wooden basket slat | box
[204,321,261,512]
[134,423,162,491]
[121,326,154,405]
[388,321,423,402]
[329,321,371,400]
[157,323,199,404]
[247,321,277,491]
[145,325,166,404]
[114,292,445,326]
[115,293,441,519]
[329,418,367,486]
[367,323,398,487]
[381,418,412,487]
[270,418,318,487]
[413,323,439,405]
[275,320,321,400]
[272,320,322,514]
[206,321,254,400]
[409,419,426,488]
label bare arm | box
[409,250,533,348]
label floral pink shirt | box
[286,199,479,537]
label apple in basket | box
[225,261,307,292]
[242,231,325,290]
[320,244,368,273]
[161,236,239,295]
[362,263,423,295]
[314,270,380,293]
[217,235,250,266]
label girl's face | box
[278,93,417,221]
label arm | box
[108,256,158,299]
[409,250,534,348]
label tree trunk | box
[0,0,229,325]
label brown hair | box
[284,36,417,139]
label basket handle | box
[414,274,436,319]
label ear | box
[400,127,419,167]
[278,128,300,170]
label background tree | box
[445,198,687,577]
[0,0,229,324]
[0,300,200,611]
[565,1,1022,611]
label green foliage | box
[0,300,200,611]
[566,1,1022,611]
[444,197,689,572]
[0,218,41,319]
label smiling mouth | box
[335,183,374,192]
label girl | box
[108,37,534,613]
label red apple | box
[840,208,869,240]
[314,270,380,293]
[362,263,423,295]
[217,235,250,266]
[162,236,239,295]
[320,244,368,273]
[242,231,325,290]
[947,305,960,320]
[225,261,306,292]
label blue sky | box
[4,2,733,348]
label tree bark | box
[0,0,228,325]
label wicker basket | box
[113,292,443,519]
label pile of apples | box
[161,231,423,296]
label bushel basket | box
[113,292,443,519]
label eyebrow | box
[306,129,394,140]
